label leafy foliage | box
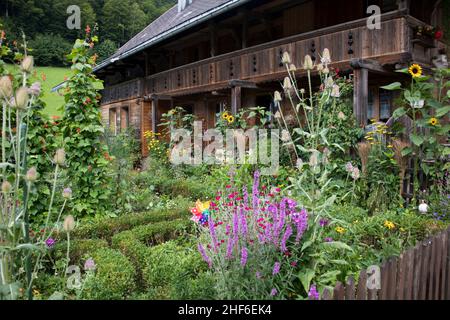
[60,34,111,218]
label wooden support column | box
[353,67,369,128]
[231,86,242,115]
[151,97,157,133]
[210,23,217,57]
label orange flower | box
[41,73,47,81]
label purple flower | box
[285,198,297,210]
[325,237,333,243]
[45,238,56,248]
[240,247,248,267]
[226,235,234,259]
[239,208,248,238]
[293,209,308,243]
[256,272,262,279]
[242,186,249,207]
[308,285,320,300]
[84,258,96,271]
[280,225,293,252]
[273,262,281,275]
[198,243,212,268]
[345,162,354,173]
[28,82,41,96]
[319,219,329,227]
[252,171,260,211]
[208,216,218,252]
[270,288,278,296]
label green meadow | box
[6,64,70,116]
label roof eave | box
[94,0,252,73]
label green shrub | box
[111,219,191,275]
[81,248,136,300]
[72,206,189,241]
[52,239,109,265]
[142,241,215,299]
[29,34,72,66]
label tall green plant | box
[381,65,450,205]
[0,31,69,300]
[60,30,111,218]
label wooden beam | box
[353,67,369,128]
[229,80,257,89]
[231,86,242,115]
[350,58,391,74]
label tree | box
[101,0,147,45]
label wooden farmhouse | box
[94,0,447,155]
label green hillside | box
[6,64,70,116]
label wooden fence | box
[322,227,450,300]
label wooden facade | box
[96,0,446,155]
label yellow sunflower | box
[429,117,439,126]
[222,112,230,120]
[408,64,422,78]
[227,115,235,124]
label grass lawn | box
[6,64,70,116]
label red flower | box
[226,185,231,189]
[435,30,444,40]
[290,261,298,267]
[85,25,91,34]
[215,196,221,201]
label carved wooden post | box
[352,66,369,128]
[231,86,242,115]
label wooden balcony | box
[145,11,419,97]
[101,11,437,104]
[101,78,144,105]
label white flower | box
[303,55,314,71]
[289,64,297,72]
[351,167,360,180]
[325,77,334,89]
[282,51,291,64]
[283,77,293,91]
[281,130,291,142]
[274,91,282,103]
[411,99,425,109]
[331,84,341,98]
[321,48,331,66]
[418,201,429,214]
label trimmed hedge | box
[142,241,215,299]
[71,206,190,241]
[52,239,109,265]
[81,248,136,300]
[111,219,191,270]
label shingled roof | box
[94,0,250,72]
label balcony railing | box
[101,11,436,104]
[101,78,144,105]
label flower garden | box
[0,26,449,301]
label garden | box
[0,26,449,301]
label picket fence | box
[322,227,450,300]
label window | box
[367,87,394,123]
[109,108,117,134]
[121,106,129,130]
